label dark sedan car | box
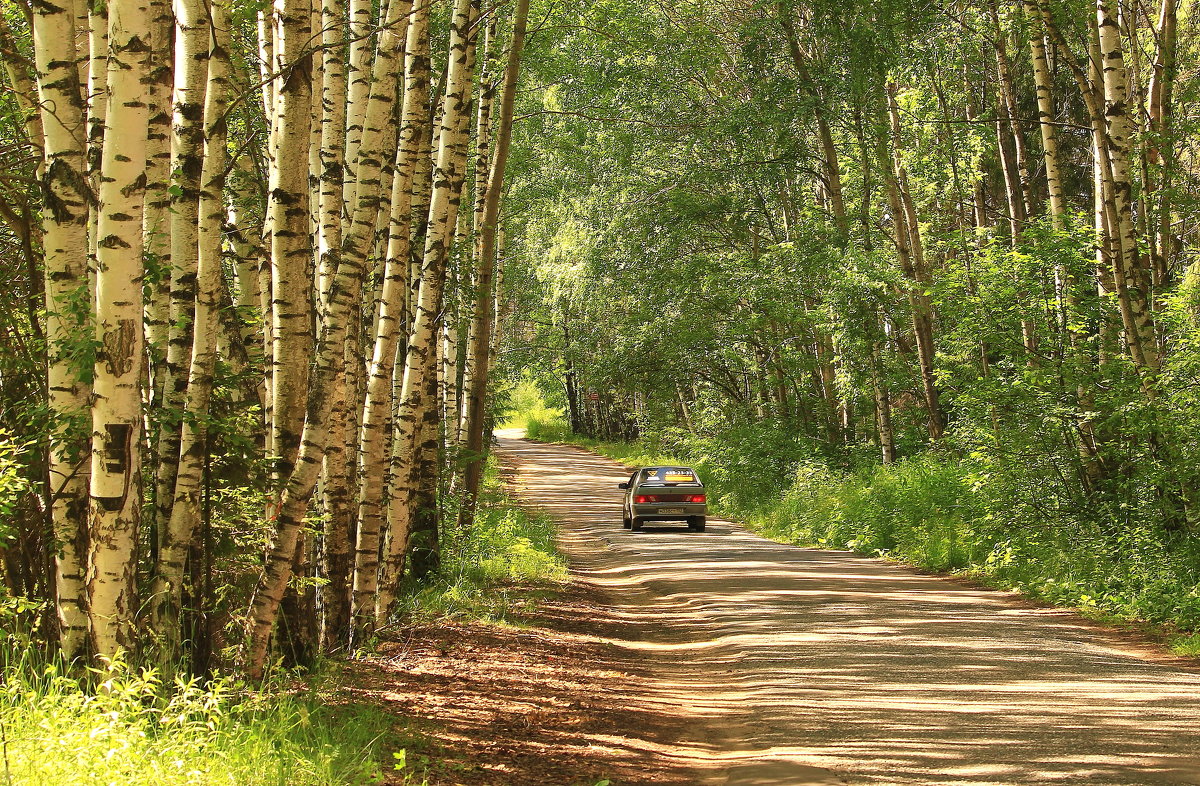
[619,466,707,532]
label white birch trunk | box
[329,0,415,642]
[375,4,435,620]
[143,0,174,411]
[388,0,479,586]
[268,0,314,487]
[88,0,150,660]
[458,0,529,529]
[155,0,211,563]
[34,0,92,660]
[151,2,232,661]
[1096,0,1159,375]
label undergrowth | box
[0,644,395,785]
[389,460,569,625]
[528,413,1200,655]
[0,455,569,785]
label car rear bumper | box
[632,504,706,520]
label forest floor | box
[347,433,1200,786]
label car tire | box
[688,517,706,532]
[631,517,644,532]
[622,512,632,529]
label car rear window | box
[641,467,699,485]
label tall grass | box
[0,649,396,785]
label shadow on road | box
[498,432,1200,786]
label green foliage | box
[0,431,34,545]
[0,653,393,785]
[394,462,568,623]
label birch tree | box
[459,0,530,530]
[88,0,151,660]
[387,0,479,587]
[151,1,233,663]
[33,0,92,659]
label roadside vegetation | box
[0,457,566,784]
[388,458,570,624]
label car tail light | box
[635,495,652,504]
[689,495,706,504]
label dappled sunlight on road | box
[497,434,1200,786]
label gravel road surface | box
[496,431,1200,786]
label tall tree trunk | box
[151,1,232,666]
[886,83,943,441]
[88,0,151,660]
[376,7,436,620]
[389,0,479,584]
[778,4,846,236]
[1146,0,1177,289]
[143,0,173,414]
[33,0,92,660]
[457,0,529,531]
[315,0,352,654]
[352,0,430,642]
[152,0,210,626]
[1095,0,1160,377]
[320,0,415,646]
[267,0,314,489]
[244,0,413,675]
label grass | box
[391,461,570,624]
[0,651,397,785]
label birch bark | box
[458,0,528,529]
[383,0,479,598]
[403,0,478,582]
[267,0,313,487]
[376,8,434,615]
[151,2,232,662]
[88,0,150,660]
[1096,0,1159,375]
[155,0,211,564]
[244,0,412,673]
[330,0,415,642]
[33,0,92,659]
[357,0,431,636]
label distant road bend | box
[496,430,1200,786]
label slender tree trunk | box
[244,0,413,675]
[457,0,529,530]
[1095,0,1159,377]
[153,0,211,618]
[151,2,232,666]
[778,5,846,236]
[1146,0,1177,289]
[886,83,943,440]
[324,0,416,645]
[389,0,479,583]
[88,0,151,660]
[33,0,92,660]
[377,8,436,619]
[267,0,314,489]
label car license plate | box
[658,508,684,514]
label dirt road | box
[496,432,1200,786]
